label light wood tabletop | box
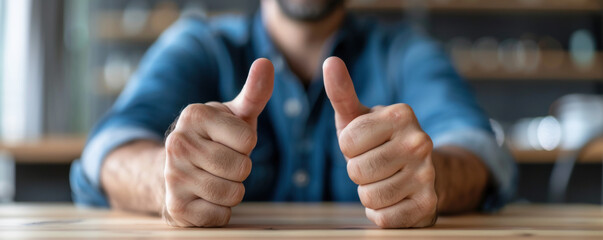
[0,203,602,239]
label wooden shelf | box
[457,51,603,81]
[97,2,603,43]
[96,9,603,81]
[511,138,603,163]
[348,0,603,12]
[96,52,603,87]
[95,0,603,42]
[0,136,87,164]
[96,11,175,43]
[96,10,240,42]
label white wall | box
[1,0,43,142]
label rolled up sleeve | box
[70,16,221,207]
[395,34,517,211]
[70,127,162,207]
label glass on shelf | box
[121,0,150,36]
[472,37,499,72]
[569,29,596,71]
[538,36,564,70]
[447,37,473,72]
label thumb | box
[323,57,370,134]
[225,58,275,126]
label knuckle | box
[201,177,223,201]
[197,206,231,227]
[208,148,251,182]
[373,212,391,228]
[420,192,438,213]
[206,144,222,161]
[404,132,433,158]
[179,104,209,124]
[200,175,244,207]
[238,126,257,153]
[162,210,181,227]
[387,104,414,123]
[394,103,413,114]
[380,180,399,200]
[178,104,203,123]
[375,149,390,167]
[338,130,357,158]
[415,166,436,185]
[164,165,186,186]
[346,159,365,184]
[362,183,399,210]
[165,131,191,159]
[236,156,252,181]
[357,186,371,206]
[165,197,187,217]
[353,117,373,131]
[194,171,214,191]
[229,183,246,205]
[216,207,232,226]
[358,186,380,209]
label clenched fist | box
[162,58,274,227]
[323,57,438,228]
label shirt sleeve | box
[394,33,517,211]
[70,16,222,207]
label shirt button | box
[273,55,285,72]
[302,139,313,153]
[284,98,302,117]
[293,169,309,188]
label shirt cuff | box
[432,128,518,212]
[70,126,162,207]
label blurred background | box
[0,0,601,205]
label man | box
[70,0,516,228]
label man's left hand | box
[323,57,438,228]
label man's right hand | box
[162,58,274,227]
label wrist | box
[432,146,489,213]
[152,145,167,215]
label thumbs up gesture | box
[323,57,438,228]
[162,58,274,227]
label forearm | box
[432,146,489,214]
[100,140,166,215]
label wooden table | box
[0,203,601,239]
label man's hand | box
[163,58,274,227]
[323,57,438,228]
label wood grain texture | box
[0,203,602,239]
[0,136,86,164]
[347,0,602,12]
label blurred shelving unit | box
[511,140,603,164]
[75,0,603,204]
[89,0,603,153]
[96,10,170,43]
[92,0,603,85]
[455,51,603,81]
[87,0,603,163]
[96,10,240,42]
[0,136,86,164]
[348,0,602,12]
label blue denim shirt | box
[70,12,517,211]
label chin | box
[277,0,344,22]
